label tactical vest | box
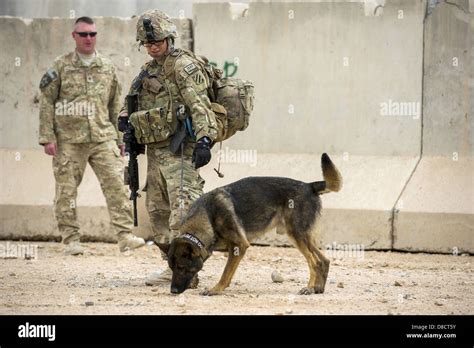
[129,55,180,144]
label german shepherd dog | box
[158,153,342,295]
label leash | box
[179,141,184,221]
[213,141,224,178]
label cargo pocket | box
[112,145,121,157]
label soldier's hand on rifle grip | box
[192,136,212,169]
[118,115,129,133]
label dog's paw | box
[298,287,315,295]
[188,275,199,289]
[200,288,222,296]
[298,285,325,295]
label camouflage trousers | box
[52,140,133,243]
[145,142,204,245]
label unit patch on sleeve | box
[39,68,59,89]
[183,63,198,75]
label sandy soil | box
[0,241,472,315]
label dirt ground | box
[0,241,472,315]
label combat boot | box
[64,241,84,256]
[118,232,146,252]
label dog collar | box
[182,233,204,249]
[179,233,210,261]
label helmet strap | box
[166,37,175,54]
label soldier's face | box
[145,39,168,59]
[72,22,97,55]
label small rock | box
[337,282,344,288]
[285,309,293,314]
[105,298,113,301]
[151,288,158,292]
[381,262,389,267]
[461,253,469,257]
[366,262,374,269]
[85,301,94,306]
[9,273,16,277]
[434,301,443,306]
[329,278,336,284]
[271,271,284,283]
[380,299,388,303]
[50,279,56,283]
[176,297,186,307]
[364,289,374,293]
[394,281,402,287]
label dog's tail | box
[311,153,343,195]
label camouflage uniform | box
[39,51,134,243]
[124,10,218,244]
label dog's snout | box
[171,285,180,294]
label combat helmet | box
[136,9,178,44]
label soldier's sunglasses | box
[143,39,166,48]
[75,31,97,38]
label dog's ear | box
[155,242,171,255]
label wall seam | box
[390,0,428,249]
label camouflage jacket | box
[122,48,218,146]
[38,51,123,145]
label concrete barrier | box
[194,1,425,249]
[0,0,472,253]
[393,1,474,253]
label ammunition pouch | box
[129,107,178,144]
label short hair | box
[75,17,94,25]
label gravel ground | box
[0,241,472,315]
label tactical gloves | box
[119,116,145,155]
[192,136,212,169]
[118,116,129,133]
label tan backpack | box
[165,49,255,143]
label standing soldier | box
[118,10,218,285]
[39,16,145,255]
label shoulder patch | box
[192,72,205,85]
[39,68,58,90]
[183,63,198,75]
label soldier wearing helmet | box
[118,10,218,286]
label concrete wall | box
[0,0,472,253]
[196,0,473,253]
